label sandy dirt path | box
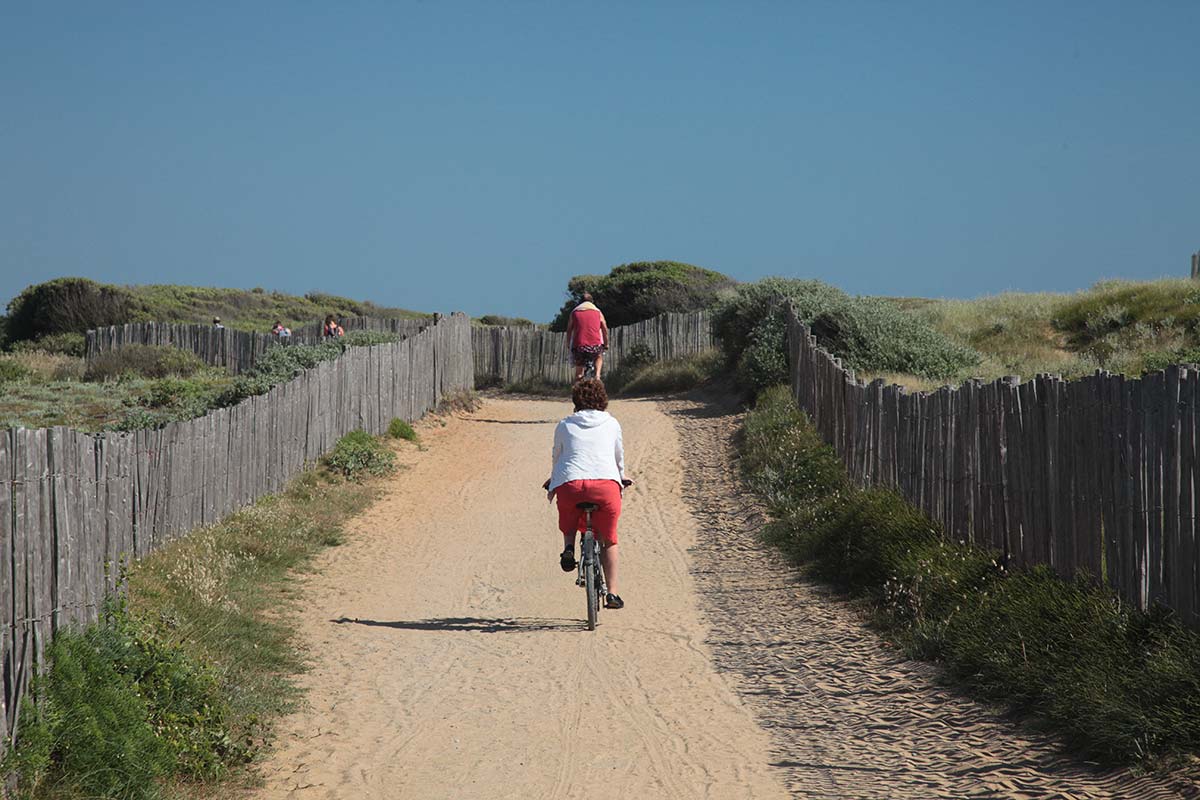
[254,395,1196,800]
[253,397,791,800]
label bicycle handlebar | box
[541,478,634,490]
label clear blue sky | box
[3,2,1198,322]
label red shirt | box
[571,304,605,348]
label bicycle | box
[579,352,598,380]
[572,346,605,380]
[574,501,607,630]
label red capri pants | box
[554,479,622,546]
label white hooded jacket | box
[549,409,624,491]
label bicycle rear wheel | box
[584,535,599,630]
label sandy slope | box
[252,397,790,800]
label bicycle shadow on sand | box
[331,616,582,633]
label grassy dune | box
[120,285,430,332]
[873,278,1199,388]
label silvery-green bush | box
[714,278,979,393]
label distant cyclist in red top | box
[565,293,610,380]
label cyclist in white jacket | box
[546,379,627,609]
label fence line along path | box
[85,316,433,375]
[472,310,715,385]
[1,313,473,753]
[785,307,1200,628]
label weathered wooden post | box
[1192,251,1200,279]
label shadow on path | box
[464,418,558,425]
[331,616,580,633]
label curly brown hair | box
[572,378,608,412]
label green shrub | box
[715,279,979,394]
[342,330,400,347]
[14,629,170,799]
[6,277,134,343]
[388,417,419,442]
[325,430,396,480]
[244,342,340,385]
[944,570,1200,761]
[714,278,847,366]
[135,375,228,420]
[600,342,657,393]
[1141,346,1200,373]
[86,345,206,382]
[0,359,32,384]
[610,351,722,396]
[9,332,87,357]
[620,341,656,371]
[809,296,980,379]
[5,599,241,798]
[477,315,536,327]
[736,310,790,391]
[116,468,376,797]
[740,385,1200,765]
[109,408,161,432]
[549,261,735,330]
[216,341,344,407]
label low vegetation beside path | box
[601,347,722,396]
[0,331,402,432]
[2,427,412,799]
[740,385,1200,768]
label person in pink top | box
[565,292,610,380]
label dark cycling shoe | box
[605,593,624,609]
[559,549,577,572]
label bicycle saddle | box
[575,502,599,511]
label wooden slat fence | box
[85,317,432,374]
[785,307,1200,628]
[473,310,715,385]
[2,313,472,751]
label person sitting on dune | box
[323,315,344,338]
